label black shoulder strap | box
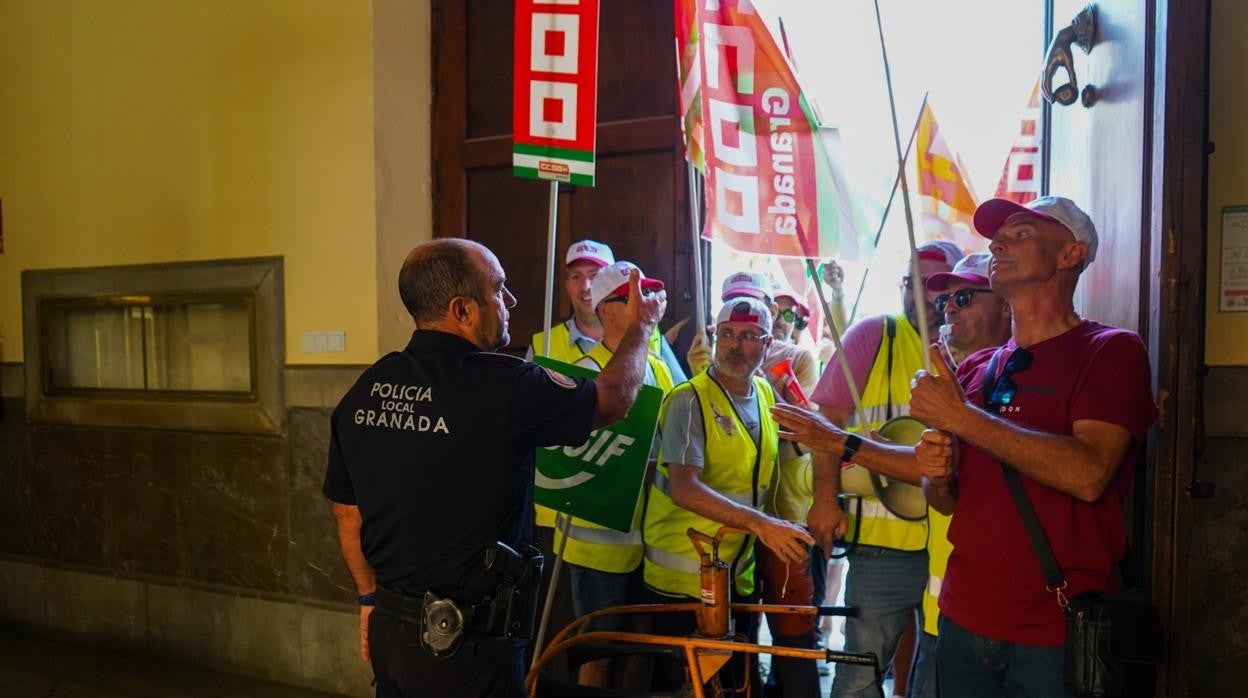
[884,316,896,421]
[984,349,1066,589]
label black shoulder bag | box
[983,350,1166,698]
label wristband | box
[839,433,862,465]
[358,593,376,606]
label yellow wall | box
[0,1,378,365]
[1208,0,1248,365]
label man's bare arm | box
[666,464,814,564]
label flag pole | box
[687,162,707,341]
[541,181,558,357]
[531,509,571,669]
[531,180,560,666]
[873,0,932,371]
[806,258,871,429]
[849,91,928,324]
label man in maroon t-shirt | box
[910,196,1158,697]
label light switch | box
[302,331,346,353]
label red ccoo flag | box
[915,101,984,253]
[994,81,1041,205]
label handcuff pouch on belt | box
[482,540,545,641]
[419,590,469,658]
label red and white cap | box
[973,196,1099,265]
[925,252,993,292]
[770,280,811,316]
[589,261,665,310]
[716,297,773,334]
[721,270,771,301]
[914,241,963,269]
[565,239,615,268]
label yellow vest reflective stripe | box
[533,320,591,528]
[923,508,952,635]
[846,314,929,551]
[643,372,777,598]
[531,321,587,364]
[551,342,674,573]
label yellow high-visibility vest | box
[532,319,592,528]
[643,371,778,599]
[844,314,929,551]
[923,508,952,635]
[551,343,675,573]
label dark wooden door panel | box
[438,0,693,353]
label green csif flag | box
[533,356,662,532]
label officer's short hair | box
[399,239,486,324]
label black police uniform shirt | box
[323,329,598,601]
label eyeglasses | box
[987,348,1033,408]
[935,288,993,314]
[716,328,769,345]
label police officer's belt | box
[375,585,497,635]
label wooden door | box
[1045,1,1213,695]
[434,1,699,354]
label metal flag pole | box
[541,181,559,357]
[531,180,561,667]
[873,0,932,371]
[849,91,928,324]
[531,508,571,669]
[687,161,707,341]
[807,258,871,429]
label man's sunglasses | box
[777,307,809,330]
[935,288,993,314]
[602,289,656,303]
[987,348,1034,408]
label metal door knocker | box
[1041,5,1098,107]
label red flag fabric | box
[993,81,1041,204]
[915,102,983,253]
[694,0,864,260]
[674,0,704,170]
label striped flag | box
[693,0,869,260]
[674,0,704,170]
[512,0,600,186]
[915,102,984,253]
[994,81,1041,204]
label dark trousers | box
[370,606,526,698]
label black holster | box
[482,541,544,640]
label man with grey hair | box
[643,297,815,692]
[324,238,665,698]
[911,197,1157,695]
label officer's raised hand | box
[624,267,665,333]
[593,268,666,427]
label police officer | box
[323,238,664,698]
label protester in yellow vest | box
[803,240,961,698]
[529,241,687,528]
[642,297,814,693]
[550,261,675,689]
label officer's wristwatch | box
[358,593,376,606]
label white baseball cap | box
[721,270,771,301]
[915,241,963,269]
[926,252,992,292]
[770,280,810,316]
[973,196,1099,265]
[565,239,615,268]
[716,297,773,334]
[589,261,665,310]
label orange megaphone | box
[767,358,810,408]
